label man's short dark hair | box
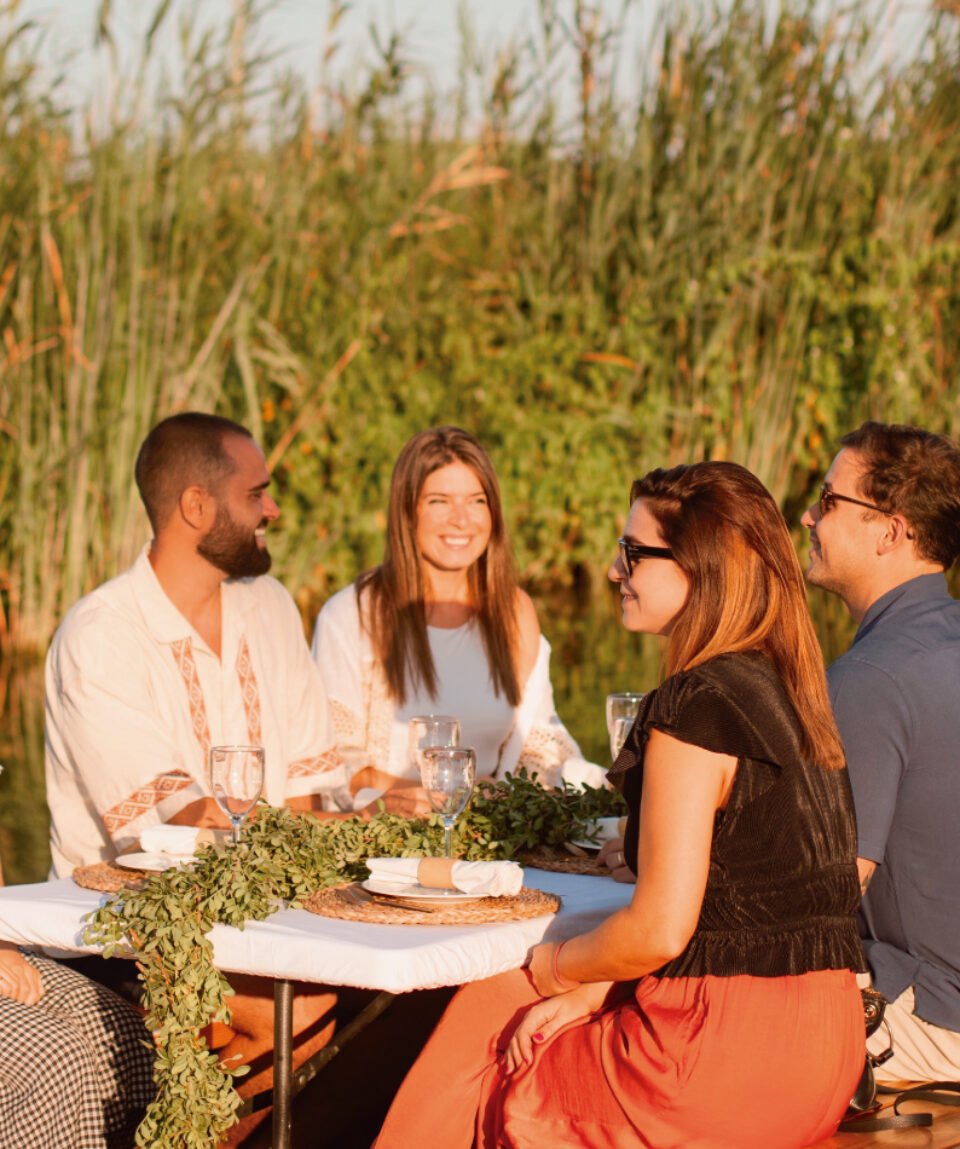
[135,412,252,532]
[841,421,960,569]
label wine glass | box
[419,746,476,862]
[407,714,461,776]
[606,692,644,760]
[209,745,265,845]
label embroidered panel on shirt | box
[171,634,262,769]
[288,748,344,779]
[103,770,193,835]
[329,698,363,744]
[171,637,212,763]
[517,725,580,787]
[364,666,395,771]
[236,636,263,745]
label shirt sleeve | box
[515,667,581,787]
[500,636,581,787]
[828,655,911,864]
[268,585,345,802]
[310,588,370,757]
[45,618,206,854]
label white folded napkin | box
[351,787,385,811]
[560,757,610,790]
[139,825,201,858]
[366,857,523,897]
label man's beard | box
[198,505,272,579]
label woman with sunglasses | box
[375,461,866,1148]
[311,425,582,810]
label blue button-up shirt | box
[829,572,960,1032]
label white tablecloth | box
[0,870,632,993]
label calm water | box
[0,589,667,884]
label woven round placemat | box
[304,883,560,925]
[72,862,148,894]
[519,848,611,877]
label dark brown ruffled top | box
[609,651,867,979]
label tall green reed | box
[0,0,957,656]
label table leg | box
[273,977,294,1149]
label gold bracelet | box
[552,941,581,990]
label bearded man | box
[42,412,356,1133]
[45,411,344,875]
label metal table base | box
[236,979,396,1149]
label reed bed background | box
[0,0,959,880]
[2,0,959,655]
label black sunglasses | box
[818,485,890,518]
[617,538,674,576]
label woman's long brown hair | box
[357,426,522,707]
[632,462,845,770]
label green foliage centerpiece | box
[84,773,625,1147]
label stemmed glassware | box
[605,693,644,760]
[209,745,265,845]
[407,715,461,775]
[419,746,476,862]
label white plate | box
[566,838,603,853]
[362,878,489,903]
[115,851,195,872]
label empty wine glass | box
[419,746,476,862]
[408,714,461,776]
[606,692,644,760]
[209,745,265,845]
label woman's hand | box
[503,982,610,1074]
[597,837,636,884]
[0,942,43,1005]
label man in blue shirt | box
[802,421,960,1082]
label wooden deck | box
[812,1093,960,1149]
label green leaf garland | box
[83,773,625,1147]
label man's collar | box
[130,545,258,646]
[854,571,951,645]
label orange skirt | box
[376,968,863,1149]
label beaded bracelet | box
[552,941,581,991]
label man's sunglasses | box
[617,538,674,576]
[818,486,890,518]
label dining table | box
[0,866,632,1149]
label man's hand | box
[167,797,231,829]
[349,765,434,817]
[0,942,44,1005]
[857,856,877,897]
[376,781,433,818]
[597,837,636,883]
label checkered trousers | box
[0,953,155,1148]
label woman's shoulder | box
[315,580,375,634]
[679,651,783,695]
[513,589,542,683]
[647,652,801,763]
[660,651,779,696]
[513,588,540,634]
